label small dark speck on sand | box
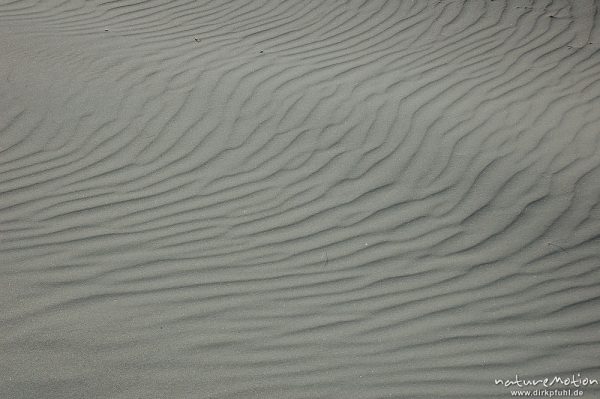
[104,29,109,32]
[260,50,263,53]
[194,38,200,42]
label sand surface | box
[1,0,600,398]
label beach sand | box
[1,0,600,398]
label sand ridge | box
[1,0,600,398]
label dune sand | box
[1,0,600,398]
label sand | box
[1,0,600,398]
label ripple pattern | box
[1,1,600,398]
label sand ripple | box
[1,0,600,398]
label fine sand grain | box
[1,0,600,398]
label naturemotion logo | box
[494,373,598,397]
[494,374,598,389]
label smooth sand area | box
[1,0,600,398]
